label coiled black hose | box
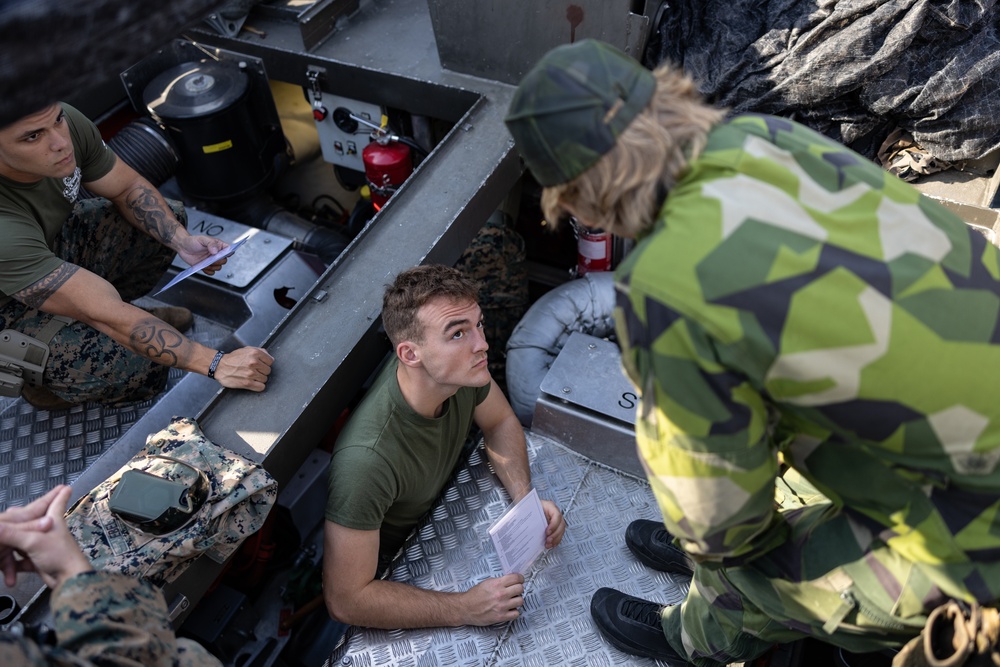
[106,117,179,187]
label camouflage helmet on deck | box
[505,39,655,187]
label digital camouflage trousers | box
[0,198,184,405]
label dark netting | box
[644,0,1000,161]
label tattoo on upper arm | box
[129,319,186,367]
[126,184,176,245]
[15,264,80,309]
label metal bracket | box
[203,10,250,39]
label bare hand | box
[0,486,92,589]
[541,500,566,549]
[462,573,525,626]
[176,235,229,276]
[212,347,274,391]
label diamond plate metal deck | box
[328,432,690,667]
[0,306,232,511]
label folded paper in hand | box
[153,237,248,296]
[489,487,547,575]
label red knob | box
[312,106,328,122]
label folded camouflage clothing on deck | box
[66,416,277,586]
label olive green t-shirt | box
[325,358,491,561]
[0,103,117,307]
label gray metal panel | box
[253,0,361,51]
[331,431,687,666]
[277,448,332,541]
[538,332,637,428]
[188,1,481,124]
[427,0,653,84]
[531,332,644,477]
[532,396,643,480]
[168,211,294,290]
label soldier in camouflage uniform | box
[0,485,220,666]
[506,39,1000,665]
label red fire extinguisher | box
[362,140,412,208]
[572,220,612,275]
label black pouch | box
[108,458,210,535]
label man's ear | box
[396,340,421,368]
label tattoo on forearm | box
[129,319,186,367]
[15,264,80,309]
[126,185,177,245]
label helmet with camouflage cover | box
[505,39,655,187]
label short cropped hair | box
[541,63,727,238]
[0,101,59,132]
[382,264,480,346]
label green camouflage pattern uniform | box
[0,570,220,666]
[615,113,1000,665]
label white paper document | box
[489,488,547,575]
[153,237,248,296]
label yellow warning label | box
[202,140,233,154]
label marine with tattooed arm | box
[0,102,273,409]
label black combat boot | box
[625,519,695,575]
[590,587,691,663]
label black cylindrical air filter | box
[143,59,276,202]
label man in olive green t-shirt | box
[0,102,274,408]
[322,264,566,630]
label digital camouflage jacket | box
[0,570,219,666]
[615,113,1000,606]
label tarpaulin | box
[645,0,1000,161]
[0,0,224,127]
